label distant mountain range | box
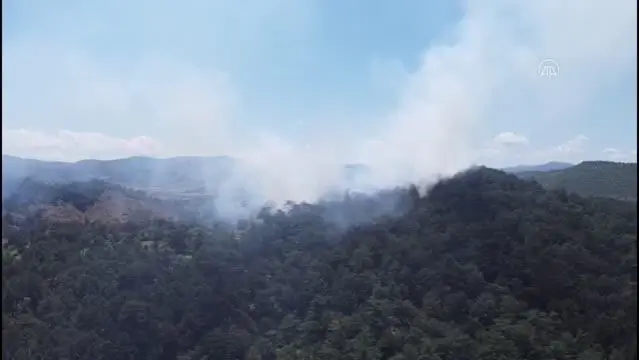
[516,161,637,201]
[501,161,573,174]
[2,155,237,193]
[1,155,377,223]
[2,155,370,192]
[1,161,410,227]
[2,155,570,188]
[3,155,636,203]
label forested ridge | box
[2,167,637,359]
[517,161,637,201]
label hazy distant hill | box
[2,155,372,198]
[1,158,394,225]
[2,155,237,194]
[518,161,637,201]
[5,155,636,203]
[2,178,188,224]
[502,161,573,173]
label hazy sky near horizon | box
[2,0,637,171]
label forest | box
[2,167,637,360]
[517,161,637,201]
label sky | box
[2,0,637,192]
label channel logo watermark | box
[538,58,559,78]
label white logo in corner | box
[538,58,559,78]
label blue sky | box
[2,0,637,177]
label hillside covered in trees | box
[517,161,637,201]
[2,167,637,359]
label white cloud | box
[2,129,163,162]
[555,134,589,154]
[481,134,606,167]
[520,135,592,164]
[493,132,529,146]
[2,42,238,158]
[602,147,637,162]
[472,132,530,168]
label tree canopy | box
[2,167,637,359]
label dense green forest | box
[2,168,637,359]
[517,161,637,201]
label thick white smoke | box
[216,0,636,212]
[2,0,636,218]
